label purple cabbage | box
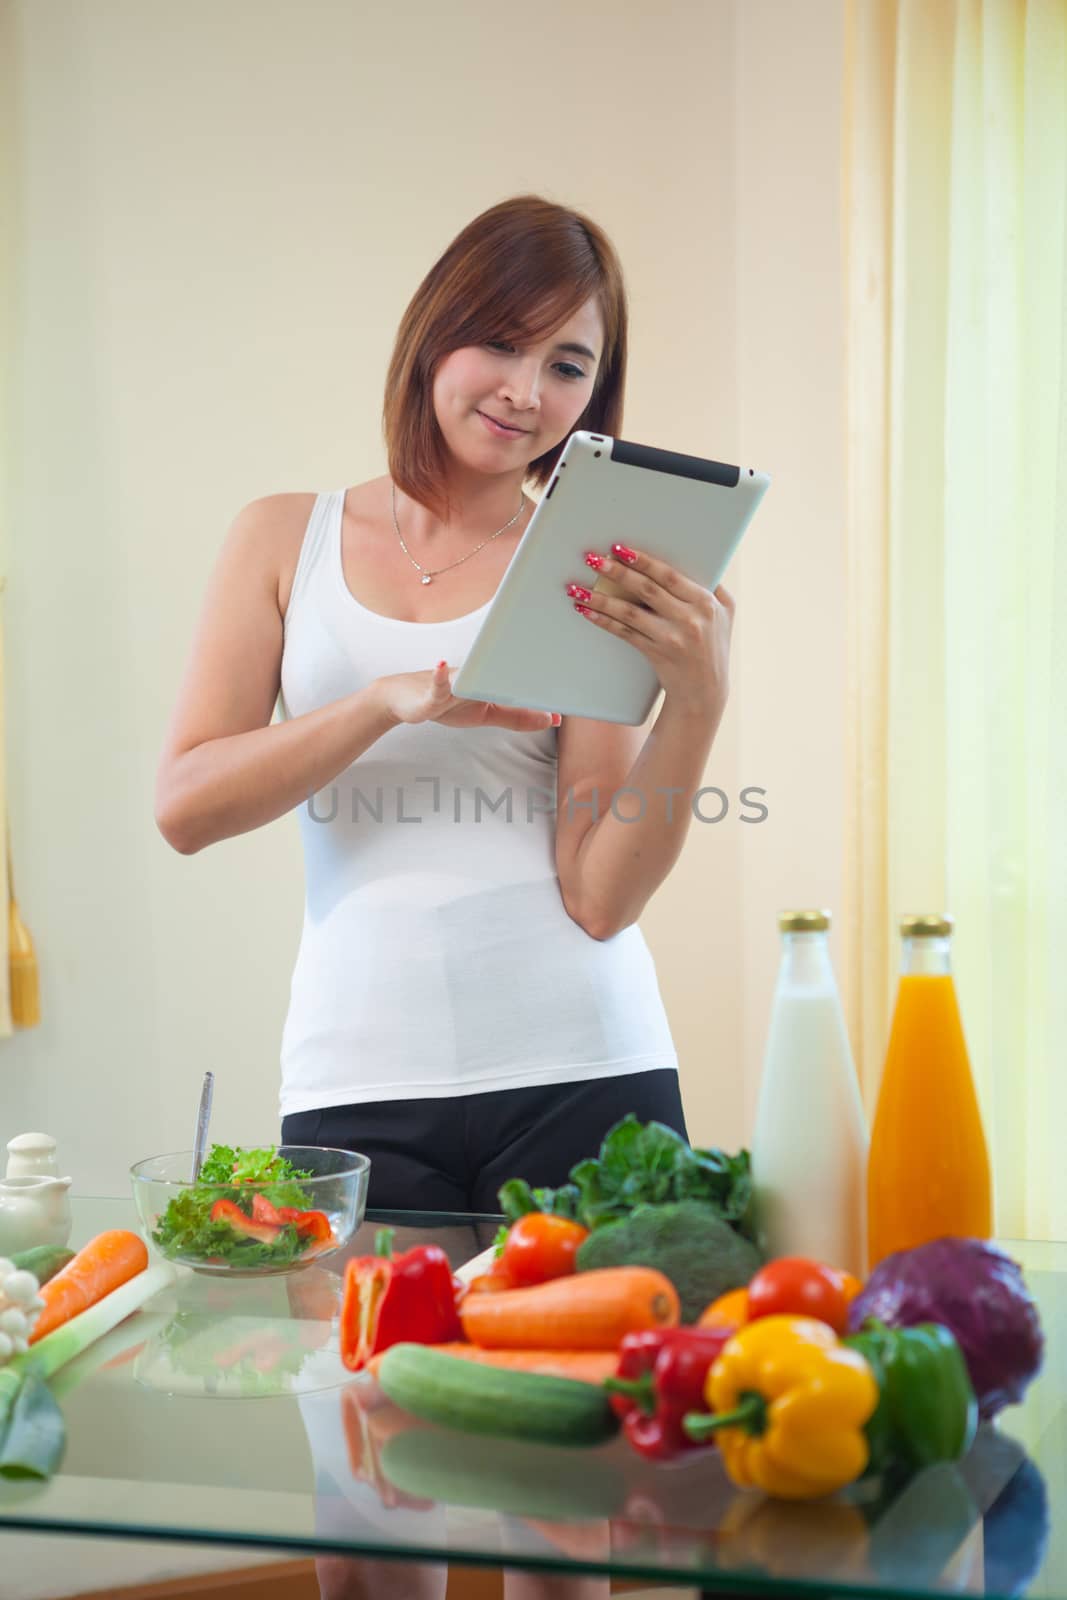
[849,1236,1044,1420]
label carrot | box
[365,1342,621,1384]
[29,1230,149,1345]
[459,1266,679,1351]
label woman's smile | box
[477,410,530,439]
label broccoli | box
[575,1198,763,1323]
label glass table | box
[0,1198,1062,1598]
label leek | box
[0,1375,65,1480]
[0,1261,175,1479]
[9,1261,176,1383]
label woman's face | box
[432,295,605,473]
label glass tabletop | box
[0,1198,1061,1597]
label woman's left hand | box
[567,543,736,723]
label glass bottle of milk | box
[750,909,868,1276]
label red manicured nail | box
[575,603,592,616]
[584,552,606,571]
[566,583,592,601]
[612,544,637,564]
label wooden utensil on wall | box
[7,821,39,1028]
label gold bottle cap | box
[778,909,831,933]
[900,914,955,938]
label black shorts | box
[280,1068,689,1215]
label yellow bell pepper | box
[682,1315,879,1500]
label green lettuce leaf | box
[495,1116,755,1241]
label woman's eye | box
[485,342,585,380]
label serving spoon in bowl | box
[190,1071,215,1183]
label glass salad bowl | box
[130,1145,370,1276]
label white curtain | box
[0,0,12,1037]
[845,0,1067,1240]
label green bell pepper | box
[844,1319,978,1476]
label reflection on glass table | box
[0,1198,1060,1599]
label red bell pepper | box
[603,1325,735,1461]
[341,1228,463,1372]
[209,1197,283,1245]
[244,1194,334,1248]
[277,1205,333,1243]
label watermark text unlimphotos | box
[305,779,769,826]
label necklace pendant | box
[421,573,433,585]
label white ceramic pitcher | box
[0,1174,74,1256]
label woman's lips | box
[478,411,528,438]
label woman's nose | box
[500,360,541,410]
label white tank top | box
[275,489,679,1118]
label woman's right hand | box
[377,662,562,732]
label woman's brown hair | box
[383,195,628,524]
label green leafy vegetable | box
[151,1144,317,1268]
[497,1115,755,1240]
[197,1143,312,1202]
[496,1181,581,1224]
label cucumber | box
[380,1424,626,1520]
[9,1247,76,1286]
[376,1343,619,1447]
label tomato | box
[498,1214,590,1287]
[698,1286,749,1329]
[746,1257,850,1335]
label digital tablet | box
[452,431,771,725]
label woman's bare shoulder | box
[251,479,385,620]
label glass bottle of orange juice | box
[867,914,992,1267]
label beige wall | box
[1,0,846,1211]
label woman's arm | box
[156,686,400,855]
[555,697,722,941]
[154,496,399,855]
[555,544,735,940]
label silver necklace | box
[391,480,527,584]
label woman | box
[154,192,735,1215]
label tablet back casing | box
[452,432,771,725]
